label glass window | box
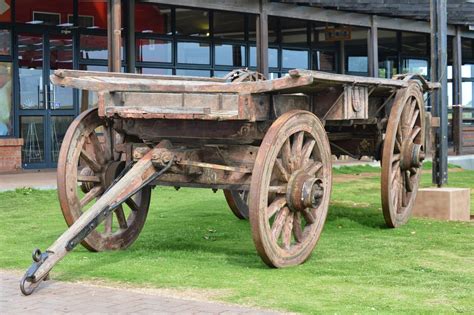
[280,18,307,46]
[51,116,74,162]
[137,67,172,76]
[0,62,12,136]
[462,38,473,62]
[177,42,210,64]
[462,81,473,107]
[248,15,257,42]
[78,0,107,29]
[402,58,428,76]
[269,48,278,68]
[0,0,11,22]
[176,8,209,37]
[21,116,44,164]
[282,49,308,69]
[215,44,245,67]
[176,69,210,77]
[16,0,74,26]
[0,30,11,56]
[18,34,43,110]
[268,16,278,43]
[462,64,473,79]
[344,27,369,75]
[80,35,108,60]
[135,3,171,34]
[250,46,256,67]
[214,70,230,78]
[214,11,245,41]
[136,39,172,63]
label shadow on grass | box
[327,203,389,230]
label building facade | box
[0,0,473,169]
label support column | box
[368,16,379,77]
[127,0,136,73]
[430,0,448,186]
[108,0,122,72]
[452,26,462,106]
[257,0,269,78]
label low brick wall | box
[0,138,23,172]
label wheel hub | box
[286,170,324,212]
[103,161,126,187]
[400,142,425,171]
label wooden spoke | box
[409,126,421,142]
[408,109,420,130]
[125,197,140,212]
[88,131,106,165]
[395,138,402,152]
[115,206,128,229]
[104,214,112,234]
[271,207,290,240]
[267,196,287,219]
[281,139,293,173]
[404,170,413,192]
[281,213,294,249]
[302,208,316,224]
[300,139,316,169]
[268,185,287,194]
[292,131,305,166]
[77,175,101,183]
[275,158,289,182]
[79,186,103,208]
[293,212,303,243]
[305,161,322,176]
[392,153,400,163]
[80,149,102,173]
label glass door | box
[17,31,76,168]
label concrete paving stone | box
[1,271,280,314]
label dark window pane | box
[16,0,73,26]
[137,67,172,76]
[268,16,278,43]
[0,30,11,56]
[176,8,209,37]
[281,18,307,46]
[177,42,210,64]
[135,3,171,34]
[282,49,308,69]
[215,44,245,67]
[462,38,473,62]
[269,48,278,68]
[0,62,13,136]
[248,15,257,42]
[402,31,428,57]
[176,69,210,77]
[78,0,107,29]
[136,39,172,63]
[21,116,45,164]
[51,116,74,162]
[345,27,369,75]
[214,11,245,41]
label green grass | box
[0,167,473,314]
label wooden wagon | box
[20,68,438,295]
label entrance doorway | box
[17,31,76,168]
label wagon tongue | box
[20,146,173,296]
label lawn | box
[0,166,473,314]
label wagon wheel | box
[249,110,332,267]
[57,108,151,252]
[381,83,425,228]
[223,190,249,219]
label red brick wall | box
[0,138,23,172]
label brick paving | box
[0,271,279,314]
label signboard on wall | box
[324,26,351,41]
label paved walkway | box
[0,271,278,314]
[0,170,57,191]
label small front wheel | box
[249,110,332,268]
